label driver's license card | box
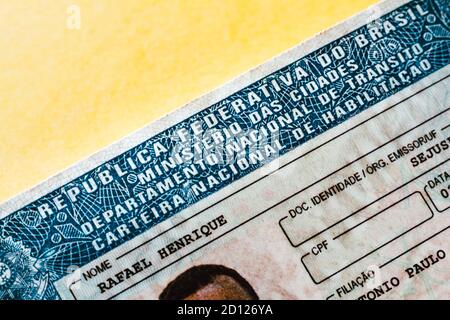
[0,0,449,300]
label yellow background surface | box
[0,0,378,202]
